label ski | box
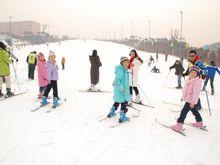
[110,119,130,128]
[31,102,50,112]
[131,101,155,108]
[128,104,141,111]
[46,98,67,113]
[155,118,186,136]
[0,89,28,102]
[162,100,182,107]
[78,89,112,93]
[185,123,208,131]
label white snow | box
[0,40,220,165]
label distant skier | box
[128,49,143,103]
[156,53,158,62]
[27,51,37,79]
[41,50,59,108]
[0,41,15,97]
[165,54,168,61]
[36,52,48,99]
[61,56,65,70]
[107,56,131,123]
[89,50,102,91]
[150,55,154,63]
[202,61,220,95]
[170,66,204,132]
[169,59,185,88]
[151,66,160,73]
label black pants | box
[62,64,65,70]
[113,101,128,112]
[39,86,47,93]
[28,64,36,79]
[130,86,139,96]
[43,80,58,98]
[177,102,203,123]
[204,78,214,92]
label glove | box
[16,59,19,62]
[169,67,171,71]
[11,59,14,63]
[201,74,207,80]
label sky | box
[1,0,220,47]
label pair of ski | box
[0,89,28,102]
[31,98,67,113]
[130,101,155,109]
[155,118,208,136]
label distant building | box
[0,21,41,36]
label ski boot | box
[211,89,214,95]
[175,85,182,89]
[41,96,48,106]
[170,123,183,132]
[6,88,14,97]
[119,110,129,123]
[53,97,59,108]
[107,106,116,118]
[0,90,4,98]
[133,94,141,104]
[192,122,204,128]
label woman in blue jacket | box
[203,61,220,95]
[107,56,131,123]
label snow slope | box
[0,40,220,165]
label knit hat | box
[49,50,55,56]
[120,56,129,63]
[189,66,200,75]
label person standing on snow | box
[0,41,16,97]
[89,50,102,91]
[107,56,131,123]
[27,51,37,79]
[61,56,65,70]
[128,49,143,103]
[169,59,185,89]
[36,52,48,99]
[41,50,59,108]
[170,66,204,132]
[182,50,207,110]
[202,61,220,95]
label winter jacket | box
[89,55,102,85]
[129,57,143,86]
[37,57,48,87]
[205,65,220,79]
[181,77,202,105]
[27,53,37,65]
[170,63,184,75]
[113,65,131,103]
[0,48,11,76]
[46,61,58,83]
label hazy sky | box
[1,0,220,46]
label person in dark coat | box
[26,51,37,79]
[89,50,102,91]
[170,59,185,88]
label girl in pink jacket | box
[37,52,48,99]
[171,66,204,132]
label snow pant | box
[112,101,128,112]
[0,76,11,91]
[28,64,36,79]
[62,63,65,70]
[203,78,214,92]
[177,75,182,87]
[195,98,202,110]
[43,80,58,98]
[130,86,139,96]
[39,86,47,93]
[90,67,99,85]
[177,102,203,123]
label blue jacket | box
[205,65,220,79]
[113,65,131,103]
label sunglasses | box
[189,55,195,57]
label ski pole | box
[163,70,171,86]
[12,62,22,95]
[137,84,152,105]
[205,90,211,116]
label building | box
[0,21,41,36]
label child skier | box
[107,57,131,123]
[128,49,143,103]
[171,66,204,132]
[41,51,59,108]
[36,52,48,99]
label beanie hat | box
[120,56,129,63]
[189,66,200,76]
[49,50,55,56]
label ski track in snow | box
[0,40,220,165]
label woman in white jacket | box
[128,49,143,103]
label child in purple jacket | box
[171,66,204,132]
[42,50,59,108]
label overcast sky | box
[1,0,220,46]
